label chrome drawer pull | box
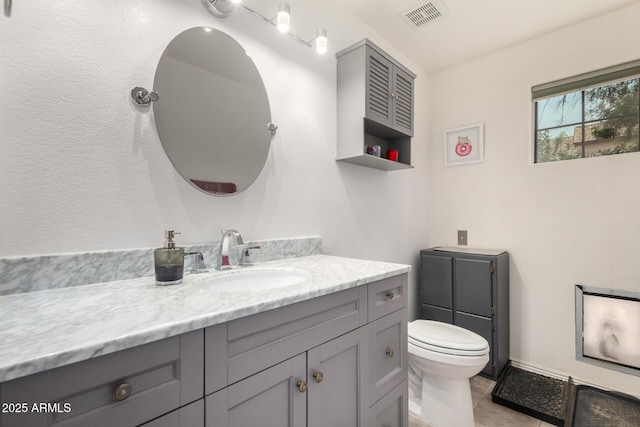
[385,291,394,300]
[386,348,395,358]
[297,380,307,393]
[313,371,324,383]
[112,382,132,401]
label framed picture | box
[444,124,484,166]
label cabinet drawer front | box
[368,275,407,322]
[369,309,407,404]
[226,286,367,384]
[369,379,408,427]
[0,331,203,427]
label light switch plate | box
[458,230,468,246]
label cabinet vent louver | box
[401,0,450,29]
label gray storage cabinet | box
[1,274,409,427]
[419,248,509,379]
[336,39,416,171]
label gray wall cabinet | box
[336,39,416,171]
[1,274,408,426]
[419,248,509,379]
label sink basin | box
[196,268,310,292]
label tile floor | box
[408,375,558,427]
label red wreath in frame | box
[455,136,472,157]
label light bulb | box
[315,28,328,54]
[277,3,290,32]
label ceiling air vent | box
[401,0,450,29]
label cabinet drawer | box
[369,309,407,404]
[369,379,408,427]
[0,331,203,427]
[368,275,408,322]
[225,286,367,384]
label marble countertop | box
[0,254,410,383]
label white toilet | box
[408,320,490,427]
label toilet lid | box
[408,320,489,356]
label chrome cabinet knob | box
[313,371,324,383]
[112,382,132,401]
[385,291,394,300]
[386,348,395,358]
[297,380,307,393]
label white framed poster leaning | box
[444,123,484,166]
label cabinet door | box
[369,380,408,427]
[455,258,493,317]
[420,254,453,310]
[391,67,414,136]
[308,327,369,427]
[366,47,393,129]
[139,399,204,427]
[206,354,306,427]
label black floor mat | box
[566,385,640,427]
[491,363,568,426]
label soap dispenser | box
[154,229,185,285]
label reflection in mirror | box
[153,27,273,196]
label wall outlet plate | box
[458,230,468,246]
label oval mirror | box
[153,27,273,196]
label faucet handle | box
[185,251,207,274]
[240,245,261,267]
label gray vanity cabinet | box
[336,39,416,170]
[419,248,509,379]
[0,273,409,427]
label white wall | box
[428,2,640,395]
[0,0,429,318]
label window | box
[533,61,640,163]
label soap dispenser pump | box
[154,229,185,286]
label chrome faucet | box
[215,229,244,270]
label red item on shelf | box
[387,149,399,162]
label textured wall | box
[0,0,430,318]
[427,3,640,396]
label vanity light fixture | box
[201,0,328,54]
[276,3,290,32]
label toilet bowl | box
[408,320,490,427]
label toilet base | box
[409,372,475,427]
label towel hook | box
[4,0,12,17]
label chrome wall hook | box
[4,0,12,17]
[130,87,159,107]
